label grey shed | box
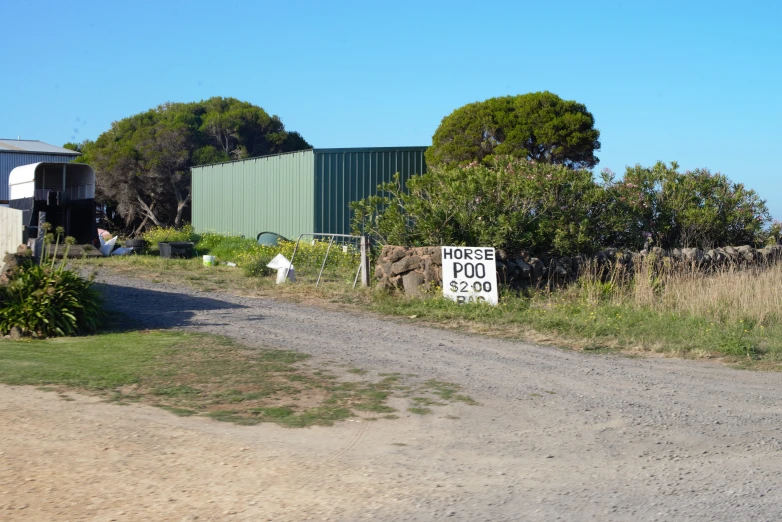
[0,139,80,201]
[192,147,427,240]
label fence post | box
[360,235,370,287]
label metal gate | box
[287,233,370,288]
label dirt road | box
[3,275,782,521]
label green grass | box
[368,289,782,366]
[194,231,361,284]
[0,330,476,426]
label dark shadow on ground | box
[94,282,248,331]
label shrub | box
[0,261,103,338]
[601,162,770,250]
[196,232,256,261]
[763,221,782,246]
[352,157,771,256]
[142,224,199,251]
[351,156,610,256]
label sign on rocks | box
[442,246,498,305]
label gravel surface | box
[3,273,782,521]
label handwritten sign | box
[442,246,498,305]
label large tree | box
[426,92,601,169]
[78,97,310,232]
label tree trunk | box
[136,196,163,227]
[132,214,151,237]
[173,191,192,229]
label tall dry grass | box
[647,264,782,325]
[579,259,782,326]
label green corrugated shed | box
[192,147,427,240]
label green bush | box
[241,255,276,277]
[142,225,199,252]
[0,261,103,338]
[352,156,610,256]
[196,232,256,260]
[762,221,782,246]
[352,157,771,256]
[601,162,770,250]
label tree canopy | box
[77,97,310,233]
[426,92,601,169]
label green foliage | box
[142,224,199,251]
[762,221,782,246]
[601,162,770,249]
[0,260,103,338]
[353,157,771,255]
[352,157,611,255]
[78,97,311,233]
[427,91,601,169]
[62,142,83,153]
[194,233,360,283]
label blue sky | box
[3,0,781,218]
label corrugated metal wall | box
[192,150,315,240]
[0,153,78,200]
[313,147,427,235]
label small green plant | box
[717,321,759,360]
[0,228,103,337]
[0,262,103,337]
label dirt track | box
[3,274,782,521]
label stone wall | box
[375,244,782,295]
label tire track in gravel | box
[321,419,370,465]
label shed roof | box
[0,139,80,155]
[191,146,428,170]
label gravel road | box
[3,274,782,521]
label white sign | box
[442,246,498,305]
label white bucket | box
[203,255,216,266]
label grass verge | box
[77,254,782,369]
[0,330,475,426]
[368,264,782,367]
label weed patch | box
[0,330,476,426]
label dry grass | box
[650,265,782,325]
[584,259,782,327]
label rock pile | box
[374,246,443,296]
[375,244,782,295]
